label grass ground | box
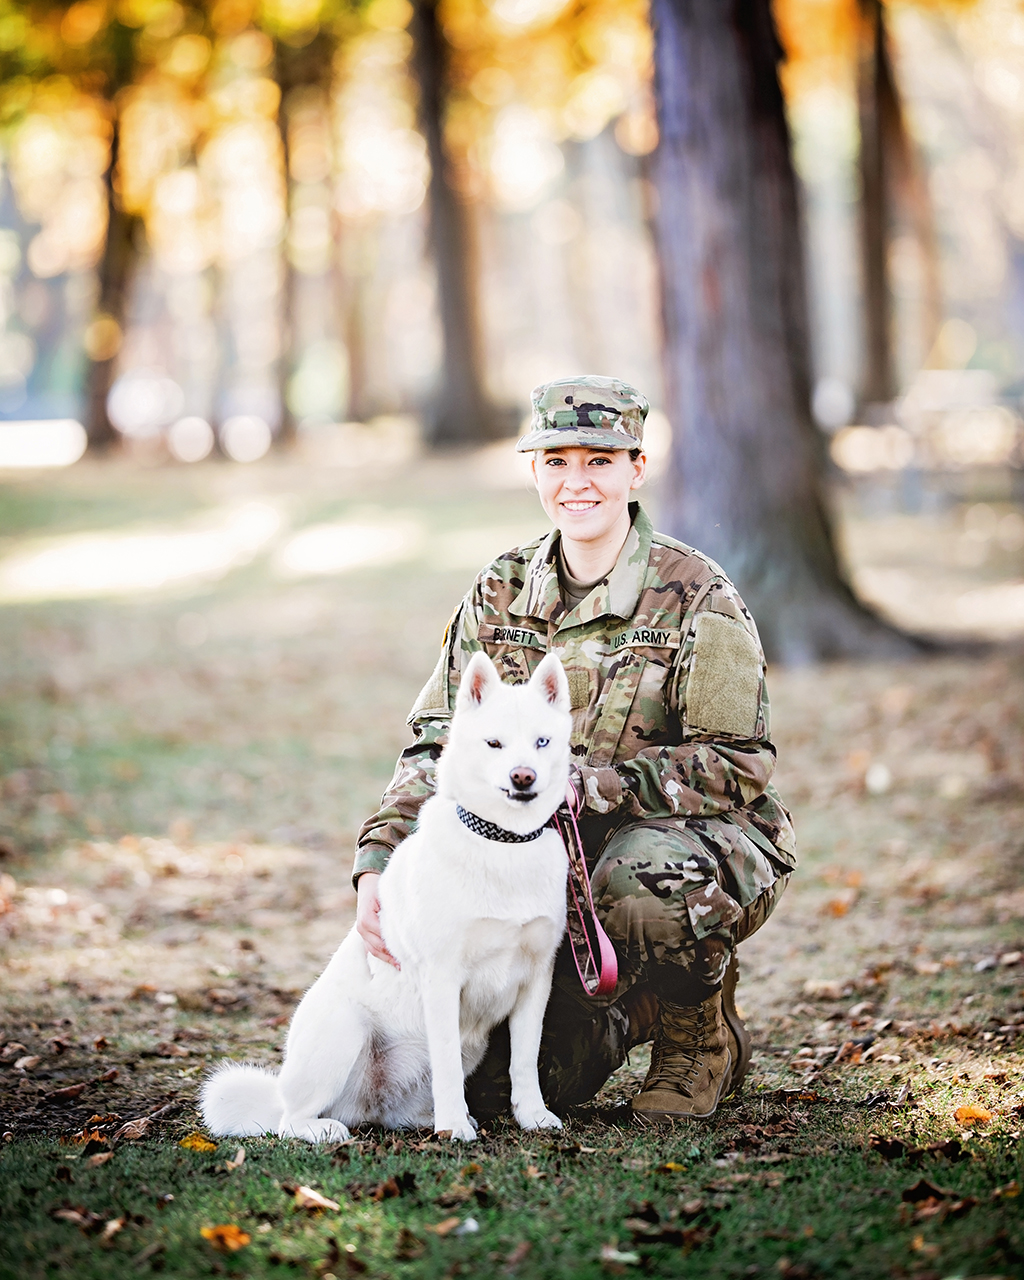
[0,448,1022,1279]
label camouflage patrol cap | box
[515,375,649,452]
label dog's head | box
[438,651,572,832]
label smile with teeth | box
[562,501,598,511]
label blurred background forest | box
[0,0,1019,670]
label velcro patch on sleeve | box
[685,611,761,737]
[407,648,450,723]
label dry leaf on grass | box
[201,1224,251,1251]
[113,1117,149,1142]
[293,1185,340,1211]
[953,1104,993,1126]
[394,1227,425,1260]
[504,1241,532,1271]
[180,1132,217,1152]
[424,1216,461,1237]
[224,1147,245,1171]
[45,1083,87,1102]
[600,1241,640,1268]
[101,1217,124,1243]
[87,1151,114,1168]
[524,1164,545,1179]
[14,1055,41,1072]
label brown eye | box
[486,739,502,749]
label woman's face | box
[531,446,646,545]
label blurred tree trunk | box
[410,0,494,447]
[275,33,334,446]
[85,120,138,451]
[858,0,941,388]
[856,0,897,406]
[649,0,916,662]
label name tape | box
[611,628,681,650]
[483,625,547,649]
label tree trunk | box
[857,0,898,406]
[649,0,916,663]
[275,33,334,446]
[85,119,138,451]
[410,0,494,447]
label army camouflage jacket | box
[354,504,796,882]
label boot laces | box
[644,1004,710,1093]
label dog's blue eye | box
[486,739,502,749]
[535,737,550,748]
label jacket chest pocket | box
[490,647,532,685]
[587,653,647,767]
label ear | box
[458,651,502,709]
[530,653,570,712]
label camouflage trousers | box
[464,813,789,1118]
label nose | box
[509,767,537,792]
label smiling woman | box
[348,373,796,1134]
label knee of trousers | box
[588,817,788,976]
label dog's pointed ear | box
[458,651,502,708]
[530,653,570,712]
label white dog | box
[201,651,571,1143]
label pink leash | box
[552,781,618,997]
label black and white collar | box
[456,804,547,843]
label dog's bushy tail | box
[200,1062,283,1137]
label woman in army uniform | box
[353,375,795,1121]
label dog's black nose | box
[509,767,537,791]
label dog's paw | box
[435,1115,478,1142]
[515,1105,563,1131]
[278,1117,351,1144]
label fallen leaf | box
[600,1241,640,1267]
[53,1207,105,1234]
[293,1185,340,1211]
[370,1177,400,1202]
[94,1068,118,1083]
[1,1042,26,1060]
[93,1037,108,1052]
[953,1104,993,1126]
[869,1135,906,1160]
[180,1132,217,1153]
[992,1180,1020,1199]
[425,1216,461,1237]
[101,1217,124,1242]
[504,1241,531,1271]
[87,1152,114,1168]
[14,1055,41,1072]
[46,1083,88,1103]
[113,1117,150,1142]
[224,1147,245,1171]
[1000,951,1022,967]
[524,1164,545,1179]
[54,1165,74,1184]
[201,1224,251,1252]
[901,1178,953,1203]
[910,1233,940,1259]
[802,979,853,1001]
[655,1161,686,1173]
[394,1227,425,1260]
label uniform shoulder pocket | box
[685,611,761,738]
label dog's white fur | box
[200,651,571,1143]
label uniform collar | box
[509,503,652,629]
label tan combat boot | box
[721,954,752,1094]
[631,990,732,1120]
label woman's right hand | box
[355,872,400,968]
